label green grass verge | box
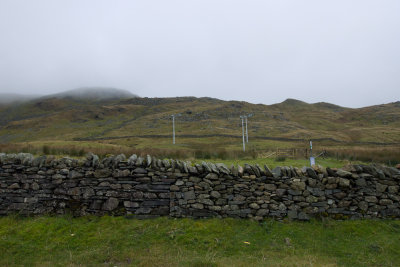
[1,216,399,266]
[192,157,363,169]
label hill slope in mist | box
[44,87,137,100]
[0,93,41,104]
[0,87,136,105]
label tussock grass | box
[0,141,360,168]
[326,146,400,166]
[192,157,362,169]
[0,216,399,266]
[1,140,399,167]
[0,141,256,161]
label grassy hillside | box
[1,95,399,144]
[1,216,399,266]
[0,90,399,163]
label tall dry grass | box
[325,146,400,166]
[0,143,257,160]
[1,142,399,165]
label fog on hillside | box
[47,87,138,100]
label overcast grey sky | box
[0,0,399,107]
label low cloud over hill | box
[45,87,137,100]
[0,87,137,105]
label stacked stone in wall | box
[0,153,399,220]
[0,153,174,217]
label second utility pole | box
[245,116,248,143]
[240,116,245,152]
[172,115,175,144]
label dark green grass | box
[0,216,399,266]
[192,157,363,169]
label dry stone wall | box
[1,153,400,220]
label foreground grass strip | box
[0,216,399,266]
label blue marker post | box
[309,140,315,166]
